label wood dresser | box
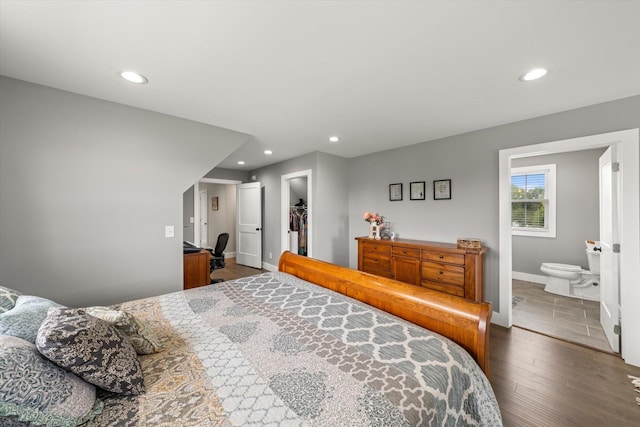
[183,249,211,290]
[356,237,487,302]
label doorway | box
[281,170,312,258]
[497,129,640,366]
[510,149,611,352]
[193,178,242,255]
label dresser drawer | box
[421,261,465,286]
[422,251,465,265]
[363,253,391,273]
[420,280,465,297]
[392,246,420,258]
[362,242,391,255]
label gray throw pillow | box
[0,285,21,313]
[84,306,162,355]
[36,307,145,396]
[0,295,62,343]
[0,335,104,427]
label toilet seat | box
[541,262,583,273]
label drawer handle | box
[439,255,444,259]
[439,271,444,275]
[402,250,407,254]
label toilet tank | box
[586,250,600,274]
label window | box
[511,164,556,237]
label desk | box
[183,249,211,290]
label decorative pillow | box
[36,307,145,396]
[84,306,162,354]
[0,335,104,427]
[0,295,62,343]
[0,285,21,313]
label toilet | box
[540,242,601,301]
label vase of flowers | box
[363,212,385,240]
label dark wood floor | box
[211,262,640,426]
[210,258,268,282]
[491,325,640,426]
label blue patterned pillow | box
[0,295,62,343]
[36,307,145,396]
[0,335,104,426]
[0,285,21,313]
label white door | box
[236,182,262,268]
[199,189,208,247]
[599,146,620,352]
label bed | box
[1,251,502,426]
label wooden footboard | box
[278,251,492,377]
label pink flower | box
[363,211,385,225]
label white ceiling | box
[2,1,639,171]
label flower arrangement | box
[363,212,384,226]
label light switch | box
[189,217,194,224]
[165,225,175,238]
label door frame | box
[281,170,313,258]
[497,129,639,366]
[199,189,208,247]
[193,178,242,248]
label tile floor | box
[512,279,613,353]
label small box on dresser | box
[356,237,487,302]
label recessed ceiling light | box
[329,136,340,143]
[520,68,548,82]
[237,161,245,165]
[264,150,273,155]
[120,71,148,84]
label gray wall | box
[0,77,249,307]
[250,151,350,266]
[512,149,605,275]
[204,167,250,182]
[289,177,307,205]
[348,95,640,310]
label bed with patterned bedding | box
[1,253,502,426]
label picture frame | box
[389,183,403,201]
[410,181,425,200]
[212,196,219,211]
[433,179,452,200]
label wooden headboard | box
[278,251,492,377]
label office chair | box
[209,233,229,284]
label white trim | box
[512,271,547,285]
[262,261,278,272]
[497,128,640,367]
[193,181,200,247]
[281,170,313,258]
[199,178,242,185]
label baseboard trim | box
[513,271,547,285]
[262,262,278,272]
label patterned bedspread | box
[87,272,502,426]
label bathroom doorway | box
[510,149,611,352]
[497,129,640,366]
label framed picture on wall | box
[212,196,219,211]
[389,183,403,201]
[410,181,425,200]
[433,179,451,200]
